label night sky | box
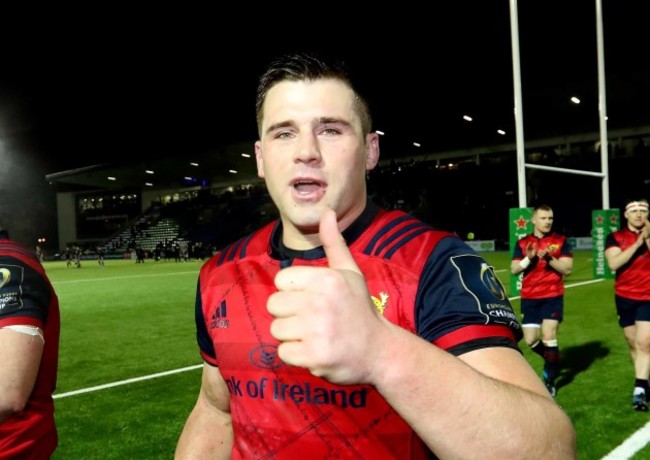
[1,3,649,247]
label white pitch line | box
[507,278,605,301]
[601,422,650,460]
[52,271,199,285]
[53,364,203,399]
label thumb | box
[320,208,362,274]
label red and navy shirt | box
[513,232,572,299]
[606,227,650,301]
[195,202,522,459]
[0,231,60,459]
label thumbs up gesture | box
[267,208,389,385]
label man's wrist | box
[519,256,531,269]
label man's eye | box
[321,128,340,135]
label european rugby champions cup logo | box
[0,265,22,311]
[480,263,506,301]
[0,268,10,289]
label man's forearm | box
[370,326,577,459]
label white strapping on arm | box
[2,325,45,343]
[519,256,531,269]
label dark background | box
[1,2,649,246]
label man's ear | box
[365,132,380,171]
[254,140,265,179]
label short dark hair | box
[255,51,372,137]
[533,204,553,213]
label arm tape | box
[519,256,531,269]
[2,325,45,343]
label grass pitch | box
[45,252,649,459]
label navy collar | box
[270,201,380,261]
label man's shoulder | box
[204,221,276,268]
[360,208,460,259]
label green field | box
[46,252,649,459]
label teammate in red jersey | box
[605,199,650,411]
[0,226,60,459]
[511,205,573,397]
[176,52,576,459]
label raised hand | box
[525,241,537,259]
[267,208,389,385]
[642,219,650,240]
[536,247,550,260]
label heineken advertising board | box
[592,209,620,279]
[509,207,533,296]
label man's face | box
[254,79,378,248]
[625,205,649,230]
[532,209,554,235]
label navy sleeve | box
[605,232,618,250]
[415,237,521,343]
[560,237,573,256]
[194,277,216,361]
[0,256,51,323]
[512,240,524,260]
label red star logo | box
[610,215,618,224]
[514,216,528,230]
[596,215,604,224]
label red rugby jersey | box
[513,233,573,299]
[195,203,522,459]
[606,227,650,300]
[0,234,60,459]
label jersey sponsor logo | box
[371,291,389,315]
[225,374,368,408]
[249,343,284,370]
[0,264,22,311]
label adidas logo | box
[210,300,229,329]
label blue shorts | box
[616,295,650,328]
[521,296,564,325]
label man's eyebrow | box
[264,120,294,135]
[318,116,351,127]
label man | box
[511,204,573,397]
[176,52,576,459]
[97,245,106,267]
[0,225,61,458]
[605,199,650,411]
